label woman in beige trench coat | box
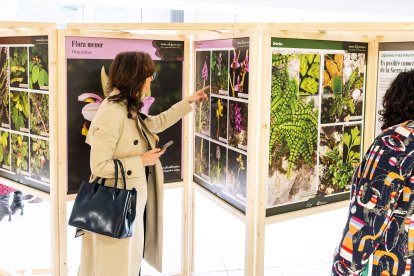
[77,51,208,276]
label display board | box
[193,38,249,212]
[0,36,50,192]
[267,37,367,216]
[375,42,414,136]
[65,36,185,194]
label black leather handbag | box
[68,159,137,239]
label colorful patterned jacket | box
[332,120,414,276]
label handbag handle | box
[114,159,127,190]
[88,160,119,200]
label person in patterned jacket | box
[332,70,414,276]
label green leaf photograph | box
[30,93,49,136]
[0,131,10,170]
[9,47,28,88]
[30,138,50,182]
[29,44,49,90]
[10,91,29,132]
[11,134,29,175]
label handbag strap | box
[114,159,127,190]
[112,159,119,189]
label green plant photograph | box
[0,131,10,170]
[321,53,366,123]
[211,50,229,95]
[209,142,227,186]
[0,47,9,128]
[343,53,365,120]
[10,90,29,132]
[9,47,28,88]
[30,138,50,182]
[268,52,319,206]
[323,53,343,94]
[228,100,248,149]
[195,51,211,135]
[226,149,247,203]
[299,53,320,95]
[11,133,29,175]
[210,97,228,142]
[29,44,49,90]
[319,124,361,195]
[30,93,49,136]
[194,136,209,178]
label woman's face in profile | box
[141,73,156,98]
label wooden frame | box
[0,23,58,276]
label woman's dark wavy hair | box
[107,51,155,115]
[379,69,414,130]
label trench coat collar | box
[136,115,156,150]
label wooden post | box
[364,37,379,149]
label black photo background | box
[67,58,184,194]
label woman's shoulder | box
[374,120,414,151]
[95,98,127,118]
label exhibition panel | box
[0,35,52,193]
[193,37,250,212]
[64,36,186,194]
[267,37,368,216]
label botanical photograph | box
[0,47,9,128]
[210,97,228,143]
[318,124,361,195]
[0,131,10,170]
[194,135,209,180]
[10,90,29,133]
[226,149,247,203]
[299,53,320,95]
[195,51,211,136]
[323,53,343,94]
[343,53,366,121]
[11,133,29,175]
[211,50,229,95]
[321,53,364,124]
[9,47,28,88]
[229,48,249,98]
[29,44,49,90]
[228,100,248,150]
[268,52,319,207]
[30,138,50,182]
[209,142,227,187]
[30,93,49,136]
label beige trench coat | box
[78,89,192,276]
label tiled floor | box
[0,189,349,276]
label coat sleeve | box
[144,100,192,134]
[332,132,414,275]
[86,104,144,179]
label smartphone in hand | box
[161,140,174,150]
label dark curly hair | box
[107,51,155,115]
[379,70,414,130]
